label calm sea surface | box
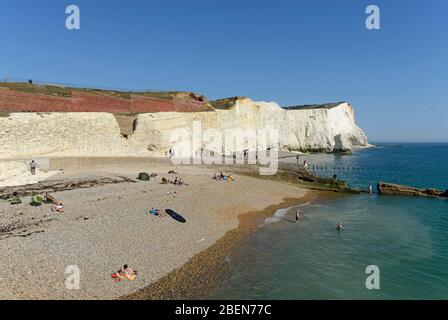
[208,143,448,299]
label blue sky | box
[0,0,447,142]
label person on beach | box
[369,185,373,194]
[45,192,58,203]
[296,208,300,223]
[336,221,344,231]
[30,160,36,175]
[168,148,176,160]
[150,208,166,217]
[10,192,22,205]
[303,160,309,170]
[51,200,64,213]
[112,265,137,282]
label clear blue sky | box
[0,0,447,142]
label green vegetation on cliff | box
[0,82,205,101]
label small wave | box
[297,201,311,207]
[263,208,290,226]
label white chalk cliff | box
[214,98,368,153]
[0,98,368,159]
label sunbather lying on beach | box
[212,173,234,182]
[168,169,178,174]
[51,203,64,213]
[171,177,187,186]
[149,173,158,180]
[150,208,166,217]
[112,264,138,282]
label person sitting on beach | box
[161,177,170,184]
[149,173,158,180]
[113,264,138,282]
[172,177,179,185]
[212,173,218,180]
[10,192,22,205]
[45,192,58,204]
[168,169,178,174]
[336,221,344,231]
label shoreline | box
[122,190,341,300]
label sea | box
[207,143,448,299]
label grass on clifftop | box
[283,102,346,110]
[0,82,200,101]
[209,96,248,110]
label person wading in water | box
[296,208,301,223]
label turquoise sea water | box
[208,143,448,299]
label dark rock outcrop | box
[377,182,448,198]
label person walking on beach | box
[296,208,301,223]
[303,160,309,170]
[368,185,373,194]
[30,160,36,175]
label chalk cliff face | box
[0,98,368,159]
[214,98,368,152]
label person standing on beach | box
[30,160,36,175]
[296,208,300,223]
[303,160,309,170]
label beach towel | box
[111,272,137,282]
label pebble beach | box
[0,160,309,299]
